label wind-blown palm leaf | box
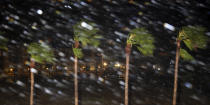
[73,21,102,47]
[127,28,155,56]
[73,21,103,58]
[179,26,208,51]
[0,35,8,51]
[180,48,194,61]
[27,42,55,64]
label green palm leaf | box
[179,26,208,50]
[127,28,155,56]
[180,48,194,61]
[73,21,103,58]
[73,21,103,47]
[27,42,55,64]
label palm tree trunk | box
[172,39,181,105]
[30,59,35,105]
[74,56,78,105]
[125,44,131,105]
[74,40,79,105]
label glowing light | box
[10,68,13,72]
[46,68,49,70]
[114,63,121,68]
[82,66,86,69]
[90,65,95,71]
[37,9,43,15]
[103,62,108,66]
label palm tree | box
[172,26,208,105]
[125,28,155,105]
[27,41,54,105]
[73,20,102,105]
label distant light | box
[46,68,48,70]
[114,63,121,68]
[10,68,13,72]
[82,66,86,69]
[37,9,43,15]
[64,67,68,70]
[163,23,175,31]
[81,22,93,30]
[90,65,95,71]
[103,62,108,66]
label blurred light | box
[103,62,108,66]
[9,68,13,72]
[46,67,49,70]
[114,63,121,68]
[163,23,175,31]
[37,9,43,15]
[90,65,95,71]
[82,66,86,69]
[98,65,101,69]
[64,67,68,70]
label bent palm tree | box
[73,21,102,105]
[27,41,54,105]
[172,26,208,105]
[125,28,155,105]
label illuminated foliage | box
[178,26,208,60]
[73,21,103,58]
[179,26,208,50]
[180,48,194,61]
[127,28,155,56]
[73,21,102,47]
[27,42,55,64]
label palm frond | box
[179,26,208,50]
[73,21,103,47]
[180,48,194,61]
[127,28,155,56]
[27,42,55,64]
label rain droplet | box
[37,9,43,15]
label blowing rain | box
[0,0,210,105]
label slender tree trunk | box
[172,39,181,105]
[74,56,78,105]
[74,40,79,105]
[30,59,35,105]
[125,44,131,105]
